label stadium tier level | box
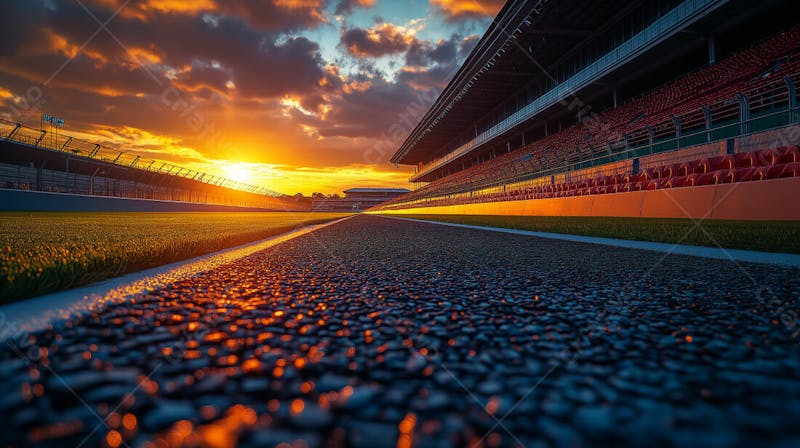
[379,0,800,220]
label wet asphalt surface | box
[1,215,800,448]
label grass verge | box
[384,214,800,254]
[0,212,350,303]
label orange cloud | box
[142,0,216,13]
[341,21,425,58]
[430,0,504,20]
[342,80,372,94]
[119,0,217,20]
[45,30,107,66]
[126,47,163,65]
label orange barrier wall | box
[372,177,800,220]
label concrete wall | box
[0,189,293,212]
[371,177,800,221]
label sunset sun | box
[223,163,253,184]
[1,1,799,447]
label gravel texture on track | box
[2,215,800,448]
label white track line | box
[378,216,800,268]
[0,216,352,338]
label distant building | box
[312,188,410,212]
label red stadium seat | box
[661,164,680,178]
[766,164,785,179]
[734,151,758,168]
[685,173,712,187]
[779,146,800,164]
[638,168,655,181]
[695,158,713,174]
[677,161,696,176]
[758,149,781,166]
[712,169,736,184]
[751,165,784,181]
[651,167,663,179]
[664,176,687,188]
[779,162,800,178]
[710,155,735,171]
[735,167,757,182]
[644,180,659,190]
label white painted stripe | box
[379,216,800,268]
[0,216,352,338]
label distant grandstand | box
[0,118,308,211]
[380,0,800,220]
[312,188,411,212]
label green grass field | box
[0,212,349,303]
[387,214,800,254]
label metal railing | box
[0,118,281,197]
[410,0,725,181]
[385,105,800,209]
[406,64,799,190]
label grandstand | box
[312,188,411,212]
[380,0,800,220]
[0,118,308,210]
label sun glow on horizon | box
[221,162,254,184]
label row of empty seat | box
[387,27,800,210]
[379,146,800,209]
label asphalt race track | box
[2,215,800,447]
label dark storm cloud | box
[406,35,459,67]
[294,58,458,142]
[334,0,376,16]
[458,34,481,57]
[218,0,328,32]
[0,2,51,58]
[0,2,325,102]
[340,22,419,58]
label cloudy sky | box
[0,0,503,195]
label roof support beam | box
[525,28,593,37]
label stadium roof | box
[390,0,665,165]
[344,188,411,194]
